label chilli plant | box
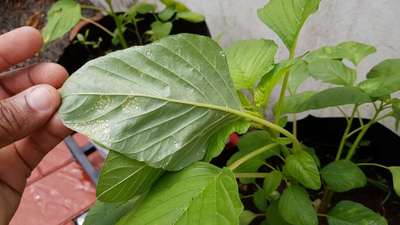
[42,0,205,48]
[58,0,400,224]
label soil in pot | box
[212,116,400,225]
[58,13,211,74]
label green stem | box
[133,19,143,45]
[335,105,358,161]
[106,0,128,48]
[235,173,270,178]
[81,17,115,37]
[228,143,280,170]
[345,103,383,160]
[357,162,389,170]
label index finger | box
[0,26,43,72]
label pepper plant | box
[42,0,205,48]
[58,0,400,224]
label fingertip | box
[32,63,69,88]
[18,26,43,50]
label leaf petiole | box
[228,143,280,170]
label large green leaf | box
[97,151,163,202]
[321,160,367,192]
[265,201,291,225]
[366,58,400,78]
[42,0,81,43]
[304,41,376,65]
[228,130,279,173]
[282,87,371,114]
[59,34,244,171]
[284,150,321,190]
[328,200,388,225]
[308,59,356,86]
[83,197,141,225]
[257,0,320,51]
[389,167,400,197]
[226,39,277,89]
[278,185,318,225]
[117,162,243,225]
[255,61,293,107]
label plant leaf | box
[257,0,320,51]
[117,162,243,225]
[308,59,356,86]
[321,160,367,192]
[263,170,282,197]
[254,189,268,211]
[265,201,291,225]
[42,0,81,43]
[134,3,156,14]
[391,99,400,130]
[389,167,400,197]
[97,151,163,202]
[226,39,277,89]
[288,59,310,94]
[359,74,400,98]
[278,185,318,225]
[177,11,205,23]
[148,21,173,41]
[282,87,371,114]
[366,58,400,78]
[284,151,321,190]
[158,6,176,21]
[59,34,244,171]
[328,200,388,225]
[255,61,293,108]
[240,210,257,225]
[204,120,250,161]
[304,41,376,65]
[228,131,279,173]
[83,197,141,225]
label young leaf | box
[257,0,320,51]
[265,201,291,225]
[240,210,257,225]
[288,59,310,94]
[83,197,141,225]
[284,151,321,190]
[308,59,356,86]
[328,200,388,225]
[389,166,400,197]
[158,6,176,21]
[134,3,156,14]
[148,21,173,41]
[97,151,163,202]
[254,189,268,211]
[366,58,400,78]
[59,34,244,171]
[304,41,377,65]
[282,87,371,114]
[177,11,205,23]
[204,120,250,161]
[263,170,282,197]
[42,0,81,43]
[278,185,318,225]
[255,61,293,108]
[226,39,277,89]
[117,162,243,225]
[228,130,279,173]
[321,160,367,192]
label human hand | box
[0,27,72,224]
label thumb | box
[0,84,61,147]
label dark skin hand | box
[0,27,72,224]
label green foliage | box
[257,0,320,51]
[177,11,205,23]
[226,39,278,89]
[265,201,291,225]
[366,58,400,78]
[328,201,388,225]
[321,160,367,192]
[117,162,243,225]
[147,21,173,41]
[60,34,243,171]
[42,0,81,43]
[389,167,400,197]
[308,59,356,86]
[288,59,310,94]
[96,151,162,202]
[263,170,282,197]
[284,151,321,190]
[278,185,318,225]
[240,210,257,225]
[253,189,268,211]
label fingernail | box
[27,86,52,111]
